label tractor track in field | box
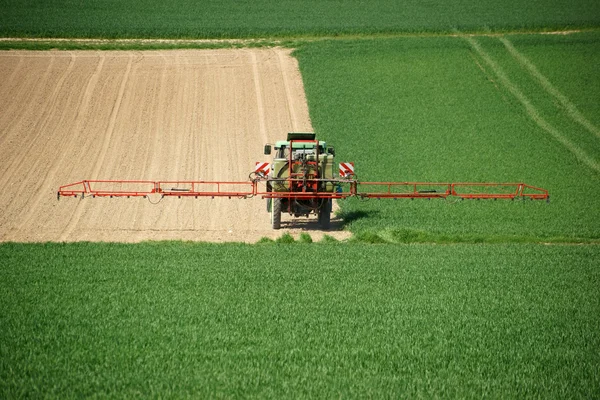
[499,37,600,140]
[465,36,600,174]
[20,54,107,230]
[59,53,134,241]
[0,56,57,151]
[13,53,106,229]
[0,49,351,243]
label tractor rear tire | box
[271,198,282,229]
[266,183,272,212]
[318,199,331,229]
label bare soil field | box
[0,49,350,242]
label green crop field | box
[1,242,599,398]
[295,32,600,243]
[0,0,599,39]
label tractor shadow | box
[336,210,378,226]
[280,215,344,231]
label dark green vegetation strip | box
[1,0,599,39]
[295,32,600,243]
[1,242,599,397]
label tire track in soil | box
[250,50,269,145]
[153,51,186,230]
[194,53,214,233]
[166,51,196,233]
[174,52,192,232]
[16,53,106,229]
[91,54,134,179]
[132,52,169,232]
[0,55,57,150]
[207,51,229,233]
[95,54,147,239]
[59,54,134,241]
[110,53,155,239]
[277,49,299,131]
[0,53,23,95]
[188,53,201,232]
[0,54,44,137]
[0,53,75,189]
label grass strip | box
[350,229,600,244]
[2,29,600,51]
[0,39,280,51]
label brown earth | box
[0,49,351,243]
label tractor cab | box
[264,132,334,158]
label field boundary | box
[0,29,596,50]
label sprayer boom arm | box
[57,179,549,201]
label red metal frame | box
[58,178,549,201]
[57,180,254,199]
[286,138,321,194]
[355,182,549,200]
[58,138,548,202]
[57,142,548,202]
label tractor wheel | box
[318,199,331,229]
[271,198,282,229]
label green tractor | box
[263,132,337,229]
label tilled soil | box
[0,49,350,242]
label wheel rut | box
[0,53,75,190]
[59,54,133,241]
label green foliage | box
[386,228,435,243]
[351,231,388,244]
[0,1,598,39]
[275,232,295,244]
[351,228,599,244]
[256,236,274,244]
[320,234,338,243]
[298,232,313,243]
[1,242,599,397]
[295,32,600,241]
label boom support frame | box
[57,178,549,201]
